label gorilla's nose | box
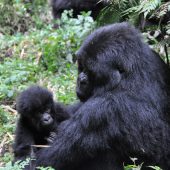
[43,113,51,122]
[42,113,53,126]
[79,73,88,85]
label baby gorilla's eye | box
[117,66,125,74]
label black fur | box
[51,0,108,20]
[13,86,70,162]
[34,23,170,170]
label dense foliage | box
[0,2,95,169]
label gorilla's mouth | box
[41,118,54,128]
[76,90,90,102]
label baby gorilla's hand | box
[47,132,57,144]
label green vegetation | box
[0,2,95,168]
[0,9,95,103]
[0,0,169,169]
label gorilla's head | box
[17,86,55,132]
[76,22,167,102]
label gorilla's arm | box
[13,119,34,162]
[52,102,82,122]
[35,97,119,169]
[66,102,83,115]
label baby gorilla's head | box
[16,86,56,132]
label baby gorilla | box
[13,86,70,162]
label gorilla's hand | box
[46,132,57,144]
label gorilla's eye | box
[119,68,125,74]
[115,65,125,74]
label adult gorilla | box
[51,0,108,20]
[35,23,170,170]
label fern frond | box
[139,0,161,18]
[153,2,170,18]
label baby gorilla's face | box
[16,86,57,133]
[29,105,55,133]
[40,108,54,127]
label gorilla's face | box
[76,39,125,102]
[27,102,55,132]
[17,86,56,132]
